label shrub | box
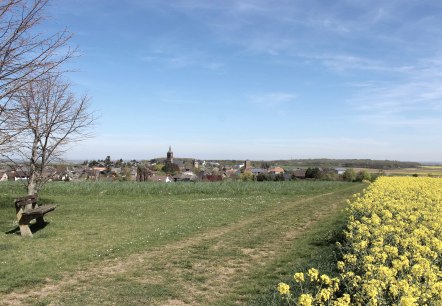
[342,168,356,182]
[355,170,371,182]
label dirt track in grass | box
[2,185,361,306]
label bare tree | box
[5,73,94,194]
[0,0,74,146]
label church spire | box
[167,145,174,163]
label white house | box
[0,172,8,181]
[335,168,346,175]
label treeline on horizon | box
[206,159,421,170]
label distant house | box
[8,170,29,181]
[224,169,238,178]
[335,167,346,175]
[70,167,86,180]
[99,169,118,181]
[251,168,267,175]
[58,171,72,181]
[85,169,98,181]
[268,167,285,175]
[292,169,307,179]
[0,172,8,181]
[42,169,57,180]
[112,167,122,174]
[92,166,107,173]
[182,170,195,176]
[174,160,185,169]
[173,173,197,182]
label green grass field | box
[0,181,364,305]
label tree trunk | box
[27,139,39,195]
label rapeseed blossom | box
[278,282,290,295]
[298,294,313,306]
[276,177,442,305]
[294,272,305,283]
[307,268,319,282]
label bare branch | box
[0,0,76,147]
[2,74,95,194]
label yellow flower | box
[307,268,319,282]
[389,282,399,297]
[332,294,351,306]
[298,294,313,306]
[400,296,417,306]
[343,254,357,265]
[294,272,304,283]
[411,264,424,278]
[277,282,290,295]
[320,274,332,286]
[337,261,345,271]
[317,288,332,302]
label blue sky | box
[45,0,442,161]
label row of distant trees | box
[305,167,375,182]
[249,159,421,170]
[239,168,377,182]
[0,0,94,194]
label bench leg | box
[19,224,33,237]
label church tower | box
[167,146,174,164]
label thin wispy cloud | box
[301,53,409,74]
[247,92,297,107]
[347,54,442,131]
[140,43,225,70]
[141,53,223,70]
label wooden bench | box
[14,195,56,237]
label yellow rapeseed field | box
[277,177,442,305]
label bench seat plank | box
[15,196,38,208]
[22,205,56,217]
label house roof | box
[173,173,197,181]
[10,170,28,177]
[92,166,107,172]
[269,167,285,173]
[293,169,307,177]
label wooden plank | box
[14,195,38,208]
[22,205,56,217]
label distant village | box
[0,146,366,183]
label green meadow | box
[0,181,364,305]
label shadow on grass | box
[5,221,49,235]
[309,228,345,247]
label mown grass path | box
[0,182,364,305]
